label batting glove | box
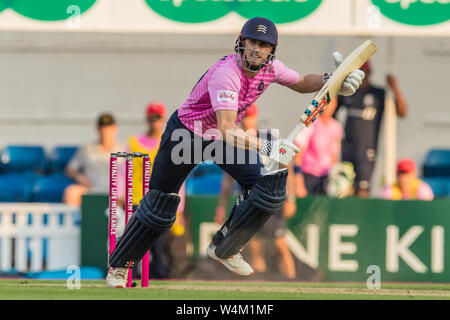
[332,51,365,96]
[260,139,300,165]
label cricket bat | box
[286,40,377,142]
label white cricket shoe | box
[106,267,129,288]
[207,243,254,276]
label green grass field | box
[1,279,450,300]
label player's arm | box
[284,50,366,100]
[271,59,324,94]
[211,69,298,165]
[216,109,262,151]
[216,109,299,166]
[288,74,326,94]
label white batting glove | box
[260,139,300,165]
[332,51,365,96]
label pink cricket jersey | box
[294,117,343,177]
[177,54,300,139]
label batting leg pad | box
[214,168,288,258]
[212,187,251,246]
[109,189,180,268]
[135,189,180,231]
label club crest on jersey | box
[218,90,237,103]
[279,147,287,155]
[258,81,265,91]
[257,25,267,33]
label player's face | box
[242,38,274,68]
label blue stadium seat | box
[422,177,450,198]
[30,173,74,203]
[0,145,46,173]
[47,145,78,173]
[0,172,36,202]
[423,149,450,177]
[185,173,224,195]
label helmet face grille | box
[235,44,275,73]
[234,34,276,73]
[235,17,278,73]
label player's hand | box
[260,139,300,165]
[331,52,365,96]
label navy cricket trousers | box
[149,110,265,193]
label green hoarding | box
[80,194,450,282]
[372,0,450,26]
[187,196,450,283]
[0,0,96,21]
[144,0,323,24]
[80,194,109,274]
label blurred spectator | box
[326,161,356,198]
[63,113,124,206]
[381,158,434,200]
[294,100,343,196]
[331,61,408,198]
[118,102,174,204]
[118,102,187,279]
[215,104,297,279]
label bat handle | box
[286,122,306,143]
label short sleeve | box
[208,67,241,112]
[272,59,300,87]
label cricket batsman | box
[106,17,364,287]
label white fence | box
[0,204,80,273]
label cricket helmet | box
[240,17,278,46]
[235,17,278,72]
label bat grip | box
[286,122,306,143]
